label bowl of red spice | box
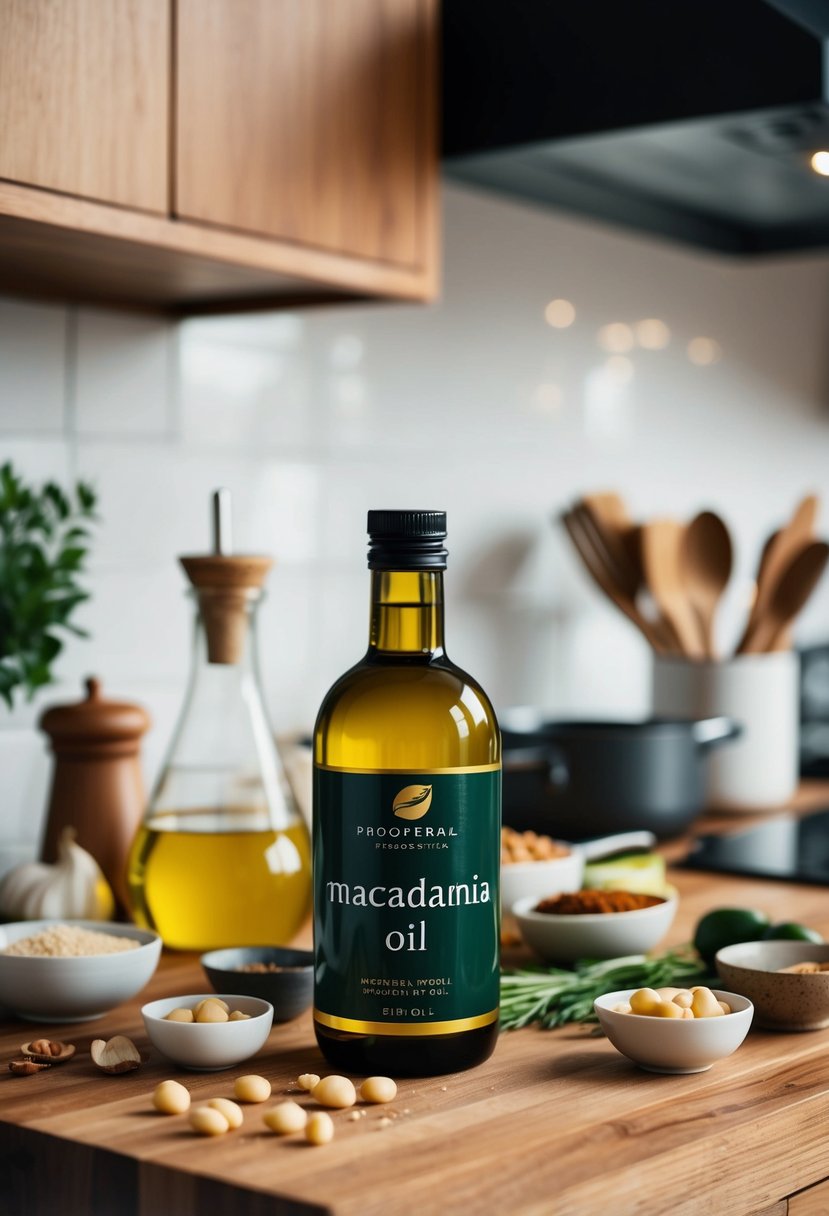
[511,887,678,963]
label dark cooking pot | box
[502,716,742,841]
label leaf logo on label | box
[392,785,433,820]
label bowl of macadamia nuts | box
[594,986,753,1074]
[141,994,273,1070]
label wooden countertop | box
[4,801,829,1216]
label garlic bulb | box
[0,828,115,921]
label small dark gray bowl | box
[201,947,313,1022]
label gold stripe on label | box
[314,763,501,775]
[313,1008,499,1036]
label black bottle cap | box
[367,510,448,570]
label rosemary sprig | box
[500,947,713,1031]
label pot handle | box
[579,831,658,861]
[691,716,743,750]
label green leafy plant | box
[0,461,97,707]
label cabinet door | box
[0,0,169,213]
[176,0,434,269]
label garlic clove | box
[90,1035,142,1074]
[0,827,115,921]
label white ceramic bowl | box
[511,890,678,963]
[594,987,754,1074]
[0,919,161,1023]
[501,852,582,913]
[500,831,657,912]
[142,993,273,1070]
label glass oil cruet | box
[128,490,312,951]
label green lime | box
[693,907,771,963]
[763,922,823,943]
[583,853,667,897]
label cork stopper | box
[179,490,273,664]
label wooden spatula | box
[736,494,819,653]
[641,519,706,659]
[739,540,829,654]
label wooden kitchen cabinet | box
[177,0,428,269]
[0,0,438,313]
[0,0,169,213]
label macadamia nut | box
[207,1098,243,1129]
[189,1106,229,1136]
[152,1079,191,1115]
[297,1073,320,1091]
[234,1074,271,1103]
[312,1075,356,1108]
[360,1076,397,1104]
[264,1101,308,1134]
[305,1112,334,1145]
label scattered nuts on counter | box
[234,1074,271,1103]
[9,1059,50,1075]
[264,1101,308,1134]
[189,1106,229,1136]
[22,1039,75,1064]
[501,826,570,864]
[377,1116,393,1129]
[347,1111,362,1123]
[360,1076,397,1105]
[30,1039,61,1057]
[152,1079,191,1115]
[297,1072,320,1091]
[305,1112,334,1146]
[616,986,735,1019]
[312,1075,356,1109]
[207,1098,243,1129]
[90,1035,142,1073]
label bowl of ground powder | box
[0,920,161,1022]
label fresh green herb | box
[499,947,713,1031]
[0,462,98,707]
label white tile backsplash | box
[74,308,173,437]
[1,183,829,869]
[0,298,66,433]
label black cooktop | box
[684,808,829,886]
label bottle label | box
[313,766,501,1036]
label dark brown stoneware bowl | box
[201,946,313,1022]
[716,941,829,1030]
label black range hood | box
[442,1,829,255]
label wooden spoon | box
[560,510,670,652]
[736,494,819,653]
[739,540,829,654]
[681,510,733,659]
[640,519,706,658]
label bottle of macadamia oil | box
[312,511,501,1076]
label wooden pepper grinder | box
[39,677,151,915]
